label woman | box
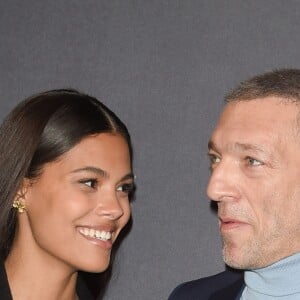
[0,89,134,299]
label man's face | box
[207,97,300,269]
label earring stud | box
[12,199,26,213]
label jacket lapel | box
[209,277,244,300]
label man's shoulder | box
[168,269,243,300]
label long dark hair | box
[0,89,132,260]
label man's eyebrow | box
[71,166,109,178]
[234,143,266,153]
[208,140,267,154]
[208,140,217,151]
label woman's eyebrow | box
[120,173,135,181]
[71,168,135,182]
[71,166,109,178]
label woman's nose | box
[94,191,124,220]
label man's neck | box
[241,252,300,299]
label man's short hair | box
[225,69,300,103]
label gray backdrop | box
[1,1,300,299]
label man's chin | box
[222,246,249,269]
[223,249,263,270]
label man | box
[169,69,300,299]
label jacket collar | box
[209,276,244,300]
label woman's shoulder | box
[0,260,13,300]
[76,272,96,300]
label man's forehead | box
[219,97,299,126]
[208,133,278,156]
[209,97,299,152]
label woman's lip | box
[78,230,113,249]
[76,224,116,232]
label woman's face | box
[19,133,133,273]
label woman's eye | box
[79,179,98,189]
[246,157,263,166]
[116,183,135,195]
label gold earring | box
[12,199,26,213]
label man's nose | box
[206,159,240,203]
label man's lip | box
[218,217,249,231]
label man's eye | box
[79,179,98,189]
[246,157,263,166]
[116,183,135,195]
[208,153,221,165]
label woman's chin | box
[79,260,111,273]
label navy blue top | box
[168,269,244,300]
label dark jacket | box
[0,261,94,300]
[168,270,244,300]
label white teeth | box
[100,231,106,239]
[79,228,112,241]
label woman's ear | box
[12,179,30,213]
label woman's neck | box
[5,233,78,300]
